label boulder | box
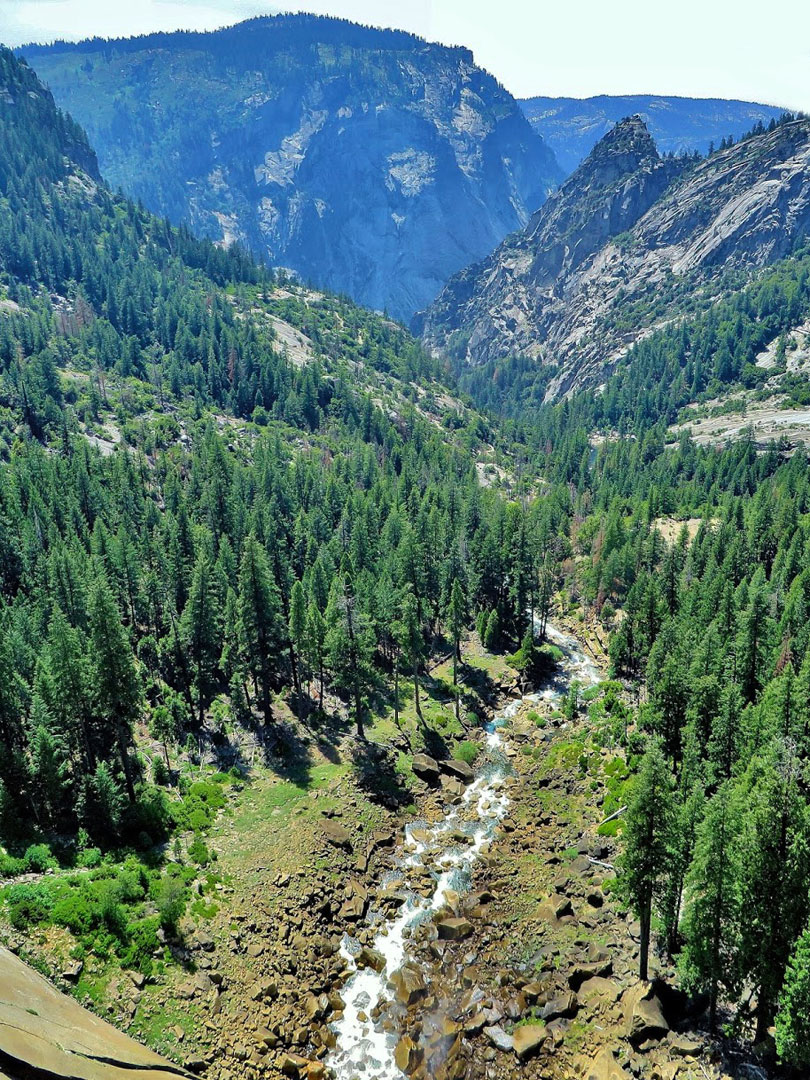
[512,1024,546,1060]
[541,991,578,1020]
[624,982,669,1045]
[441,758,475,783]
[339,894,367,921]
[667,1032,703,1057]
[394,1035,423,1073]
[569,959,613,990]
[580,1047,629,1080]
[280,1052,311,1077]
[322,819,352,851]
[539,893,573,922]
[0,947,195,1080]
[412,754,441,785]
[483,1025,513,1052]
[356,946,386,973]
[577,976,621,1003]
[436,917,473,941]
[390,965,427,1006]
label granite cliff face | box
[24,15,562,321]
[0,947,192,1079]
[420,116,810,397]
[520,94,786,174]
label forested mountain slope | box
[421,113,810,399]
[521,93,785,173]
[0,37,565,916]
[9,33,810,1080]
[22,15,562,322]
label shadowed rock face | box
[420,116,810,397]
[24,15,562,322]
[0,947,191,1080]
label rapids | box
[326,622,601,1079]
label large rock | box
[541,991,578,1021]
[322,819,352,851]
[356,946,386,973]
[484,1025,514,1052]
[0,946,192,1079]
[390,965,428,1006]
[624,982,670,1044]
[512,1023,546,1060]
[441,758,475,783]
[569,958,613,990]
[394,1035,423,1073]
[580,1047,630,1080]
[436,917,473,941]
[412,754,441,785]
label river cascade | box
[327,623,601,1079]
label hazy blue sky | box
[3,0,809,108]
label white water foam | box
[326,622,600,1079]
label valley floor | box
[2,626,736,1080]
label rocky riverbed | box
[170,623,720,1080]
[12,624,729,1080]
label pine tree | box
[447,578,466,720]
[288,579,307,706]
[775,923,810,1067]
[737,742,810,1041]
[397,588,424,721]
[180,551,221,727]
[678,781,743,1029]
[617,739,675,981]
[325,575,375,738]
[236,537,283,725]
[88,575,140,802]
[305,601,327,710]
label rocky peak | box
[516,116,677,287]
[420,115,810,390]
[575,114,659,179]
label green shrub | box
[453,740,480,765]
[188,835,211,867]
[0,852,27,877]
[120,916,160,976]
[152,868,187,934]
[152,755,169,786]
[5,882,54,928]
[77,847,102,869]
[24,843,57,873]
[52,887,99,935]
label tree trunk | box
[639,903,651,982]
[354,675,364,740]
[289,643,300,698]
[117,723,136,804]
[394,659,400,728]
[413,661,422,720]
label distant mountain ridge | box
[23,14,563,321]
[521,93,787,173]
[420,114,810,398]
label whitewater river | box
[326,622,601,1079]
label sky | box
[2,0,809,109]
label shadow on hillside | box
[258,720,314,788]
[350,739,412,809]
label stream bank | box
[24,623,726,1080]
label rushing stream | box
[326,622,601,1079]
